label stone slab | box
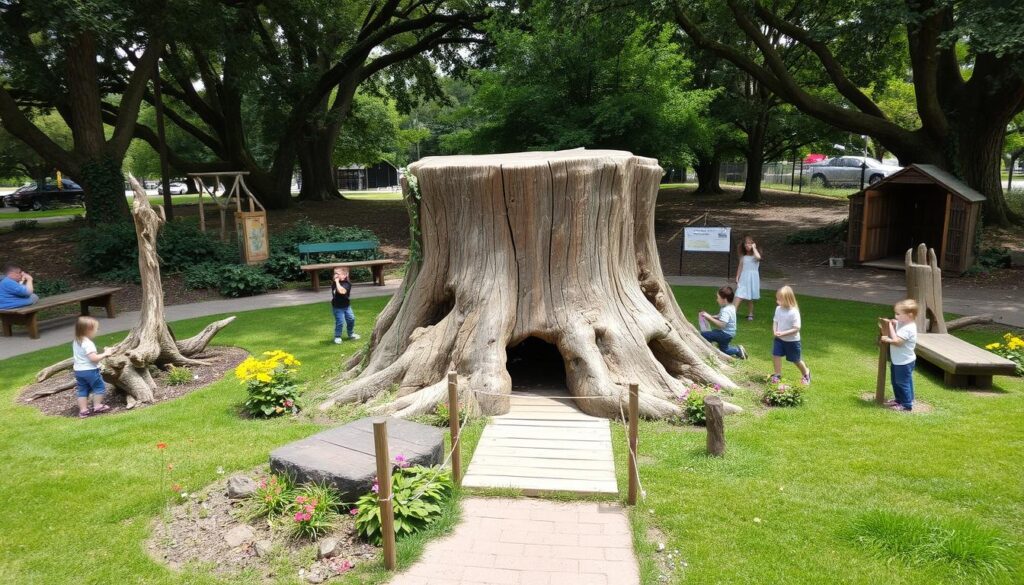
[270,417,444,502]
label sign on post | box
[236,211,269,264]
[683,227,731,252]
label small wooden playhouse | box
[846,164,984,274]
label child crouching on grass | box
[698,286,748,359]
[881,299,918,412]
[73,316,112,418]
[771,285,811,385]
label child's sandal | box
[92,405,111,414]
[78,411,91,419]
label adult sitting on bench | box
[0,262,38,310]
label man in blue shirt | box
[0,263,38,309]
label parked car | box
[143,180,159,190]
[3,179,85,211]
[157,181,188,195]
[806,156,902,187]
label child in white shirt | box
[770,286,811,385]
[881,299,919,411]
[73,316,113,418]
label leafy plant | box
[413,401,461,427]
[261,252,306,282]
[12,219,38,230]
[289,483,342,540]
[247,474,295,519]
[762,382,805,407]
[236,350,302,417]
[986,333,1024,376]
[217,265,281,297]
[34,278,71,297]
[670,384,722,426]
[975,247,1011,271]
[354,464,452,545]
[784,219,848,245]
[183,262,224,290]
[165,365,193,386]
[75,220,234,279]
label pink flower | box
[331,559,354,573]
[304,504,315,513]
[296,495,307,504]
[349,508,359,516]
[394,454,408,468]
[371,483,379,494]
[284,399,294,407]
[294,512,304,522]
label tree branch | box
[108,40,164,159]
[0,87,78,173]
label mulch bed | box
[17,346,248,418]
[148,467,377,583]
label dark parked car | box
[3,180,85,211]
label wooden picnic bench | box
[297,240,400,291]
[0,286,120,339]
[916,333,1017,389]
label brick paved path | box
[388,498,639,585]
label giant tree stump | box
[322,149,735,419]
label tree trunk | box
[740,120,767,203]
[77,157,131,224]
[35,177,234,404]
[321,149,735,420]
[694,156,724,194]
[297,131,344,202]
[953,117,1015,226]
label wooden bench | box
[915,333,1017,389]
[297,241,400,291]
[0,286,121,339]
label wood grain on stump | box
[323,149,735,419]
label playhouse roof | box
[863,164,987,203]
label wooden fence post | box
[876,317,890,404]
[372,419,397,570]
[704,395,725,457]
[447,371,462,487]
[627,382,639,506]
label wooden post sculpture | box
[875,317,890,404]
[320,149,735,419]
[905,244,947,333]
[34,176,234,406]
[704,394,726,457]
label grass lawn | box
[0,287,1021,584]
[0,207,86,219]
[0,296,482,585]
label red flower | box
[156,442,167,450]
[171,483,181,493]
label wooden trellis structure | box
[188,172,269,264]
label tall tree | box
[0,111,72,182]
[671,0,1024,225]
[124,0,487,208]
[0,0,165,223]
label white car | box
[157,182,188,195]
[806,156,902,187]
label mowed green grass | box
[613,287,1024,584]
[0,296,484,585]
[0,287,1021,584]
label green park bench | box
[297,240,400,291]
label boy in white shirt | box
[881,299,919,411]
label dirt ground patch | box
[148,467,377,582]
[17,346,247,417]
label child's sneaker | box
[334,337,343,344]
[801,371,812,386]
[349,333,361,340]
[738,345,748,360]
[768,374,781,384]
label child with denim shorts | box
[881,299,918,411]
[698,286,748,359]
[770,286,811,385]
[73,316,112,418]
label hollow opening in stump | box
[506,336,567,391]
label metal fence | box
[719,160,857,197]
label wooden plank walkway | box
[463,390,618,495]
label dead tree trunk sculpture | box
[905,244,947,334]
[35,177,235,407]
[322,149,735,419]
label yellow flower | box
[985,343,1002,350]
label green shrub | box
[784,219,849,245]
[762,381,805,407]
[414,402,465,428]
[217,265,281,297]
[354,464,452,545]
[288,483,342,540]
[262,252,306,282]
[669,384,722,426]
[974,247,1011,271]
[271,220,378,251]
[157,222,235,268]
[236,350,302,417]
[74,220,234,279]
[165,365,193,386]
[247,474,295,519]
[183,262,224,290]
[34,278,72,297]
[12,220,38,231]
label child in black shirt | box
[331,267,359,343]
